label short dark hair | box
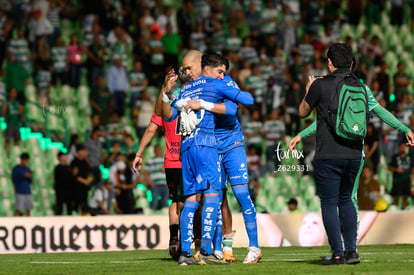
[327,43,353,69]
[288,198,298,206]
[20,153,30,159]
[57,152,66,159]
[201,53,227,69]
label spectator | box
[105,112,127,144]
[393,62,411,107]
[27,8,54,44]
[51,35,68,86]
[148,29,164,84]
[121,133,138,156]
[365,123,380,174]
[245,2,261,32]
[54,152,73,215]
[388,142,414,210]
[190,23,207,53]
[71,144,93,215]
[105,141,122,167]
[347,0,364,25]
[143,145,169,211]
[157,5,177,35]
[12,153,32,216]
[129,60,148,115]
[7,28,30,71]
[357,165,380,210]
[2,88,24,151]
[36,58,52,102]
[261,0,278,36]
[89,181,121,215]
[373,61,391,106]
[116,154,138,214]
[390,0,404,26]
[136,90,153,139]
[245,63,266,110]
[225,26,242,53]
[85,32,107,87]
[285,80,304,136]
[5,61,30,108]
[246,144,262,180]
[263,108,286,173]
[66,133,79,165]
[107,55,128,117]
[287,198,301,214]
[47,0,62,46]
[85,127,104,186]
[66,34,83,88]
[97,0,118,35]
[281,4,297,54]
[161,23,182,71]
[109,26,131,69]
[244,109,265,156]
[90,74,112,124]
[238,36,258,65]
[0,17,13,68]
[177,0,195,48]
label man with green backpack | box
[296,43,414,266]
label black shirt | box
[305,68,363,160]
[71,158,91,189]
[54,164,73,191]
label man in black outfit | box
[298,43,362,265]
[71,145,93,215]
[54,152,74,215]
[116,154,138,214]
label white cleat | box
[213,250,224,260]
[243,247,262,264]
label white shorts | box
[15,193,33,211]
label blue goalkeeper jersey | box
[169,75,254,152]
[215,75,244,154]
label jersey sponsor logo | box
[242,172,248,179]
[230,176,241,179]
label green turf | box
[1,245,414,275]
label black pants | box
[55,188,73,215]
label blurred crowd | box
[2,0,414,215]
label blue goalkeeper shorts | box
[181,145,221,196]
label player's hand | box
[289,135,302,151]
[185,100,201,111]
[132,154,143,174]
[162,69,178,93]
[406,131,414,146]
[176,98,190,111]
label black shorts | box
[165,168,183,202]
[391,180,411,196]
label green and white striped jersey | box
[36,70,51,91]
[144,157,167,185]
[8,38,29,63]
[245,74,266,103]
[245,121,263,147]
[51,46,67,72]
[129,71,146,94]
[148,40,164,65]
[225,36,242,52]
[264,119,285,143]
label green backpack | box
[327,73,370,140]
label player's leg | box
[338,159,362,265]
[165,168,181,260]
[197,147,227,265]
[224,147,261,263]
[178,149,200,265]
[212,186,224,260]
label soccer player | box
[132,69,186,260]
[162,53,254,265]
[180,51,261,263]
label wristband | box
[200,100,214,111]
[162,93,169,103]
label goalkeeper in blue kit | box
[162,53,254,265]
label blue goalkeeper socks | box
[233,184,259,248]
[200,194,219,255]
[213,192,224,252]
[180,200,200,255]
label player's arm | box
[132,119,160,173]
[288,120,317,151]
[372,105,414,146]
[299,76,317,118]
[217,80,254,106]
[155,69,177,116]
[185,100,238,115]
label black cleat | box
[320,255,345,265]
[345,251,360,264]
[169,238,180,261]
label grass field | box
[1,244,414,275]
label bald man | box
[162,53,254,265]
